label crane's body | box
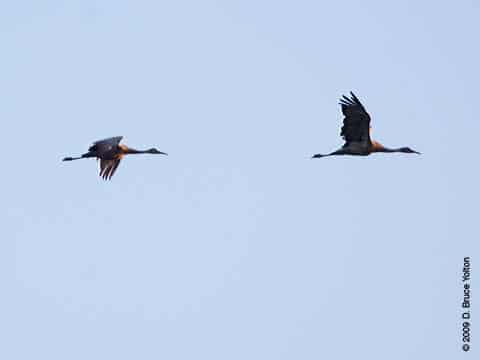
[63,136,167,180]
[312,92,420,158]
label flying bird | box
[312,92,420,158]
[63,136,167,180]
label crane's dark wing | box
[339,92,371,147]
[88,136,123,153]
[99,158,122,180]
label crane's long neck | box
[375,146,420,155]
[371,138,421,154]
[376,147,420,154]
[124,148,149,154]
[374,147,402,153]
[123,147,167,155]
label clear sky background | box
[3,1,479,359]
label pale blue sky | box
[3,1,479,359]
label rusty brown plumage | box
[62,136,167,180]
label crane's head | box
[399,147,420,154]
[147,148,168,155]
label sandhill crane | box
[62,136,167,180]
[312,92,420,158]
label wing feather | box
[99,158,122,180]
[339,92,371,147]
[89,136,123,153]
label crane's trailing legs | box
[62,152,95,161]
[312,149,350,158]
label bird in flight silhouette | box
[63,136,167,180]
[312,92,420,158]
